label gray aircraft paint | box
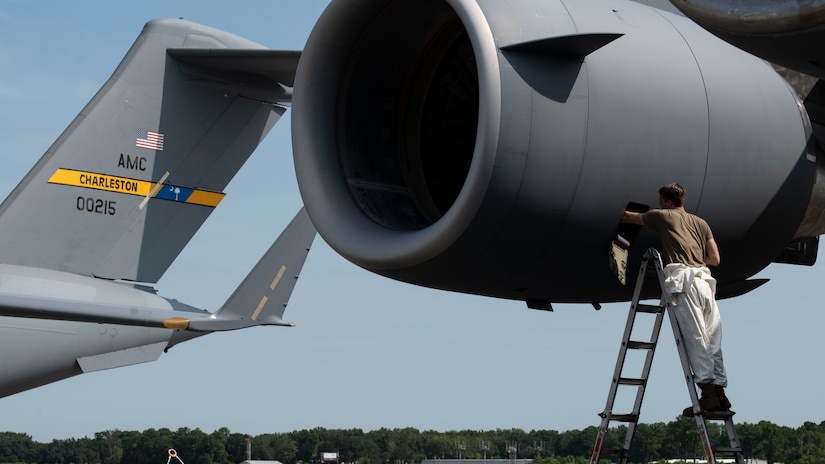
[0,205,315,397]
[4,0,824,397]
[0,19,314,398]
[292,0,821,305]
[0,19,296,283]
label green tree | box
[419,431,453,460]
[292,427,323,463]
[556,426,598,457]
[253,433,298,463]
[119,428,174,464]
[222,432,251,463]
[738,420,792,463]
[526,430,560,459]
[0,432,40,463]
[10,417,825,464]
[95,430,123,464]
[630,422,666,463]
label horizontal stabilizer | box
[500,33,623,59]
[167,48,301,104]
[0,208,315,332]
[77,342,167,373]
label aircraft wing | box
[0,19,300,283]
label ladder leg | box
[667,286,745,464]
[665,307,703,417]
[593,248,745,464]
[723,416,746,464]
[667,302,718,464]
[591,250,666,464]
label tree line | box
[1,417,824,464]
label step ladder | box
[589,248,744,464]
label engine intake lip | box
[293,0,501,270]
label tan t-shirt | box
[642,209,714,267]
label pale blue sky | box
[0,0,822,444]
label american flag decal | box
[136,129,164,151]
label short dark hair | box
[659,182,686,207]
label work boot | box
[682,383,721,417]
[716,385,732,410]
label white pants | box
[664,264,727,387]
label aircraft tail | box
[0,208,316,332]
[0,18,301,283]
[204,207,316,330]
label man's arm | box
[705,238,721,266]
[623,211,645,225]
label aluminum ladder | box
[589,248,744,464]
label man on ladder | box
[622,182,731,415]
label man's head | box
[658,182,686,208]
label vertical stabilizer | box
[0,19,299,282]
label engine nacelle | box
[293,0,819,305]
[670,0,825,79]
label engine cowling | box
[293,0,820,305]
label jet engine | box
[292,0,825,306]
[669,0,825,80]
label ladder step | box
[713,446,744,454]
[634,303,663,314]
[704,410,736,420]
[626,340,655,350]
[599,448,629,459]
[617,377,645,386]
[608,413,639,422]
